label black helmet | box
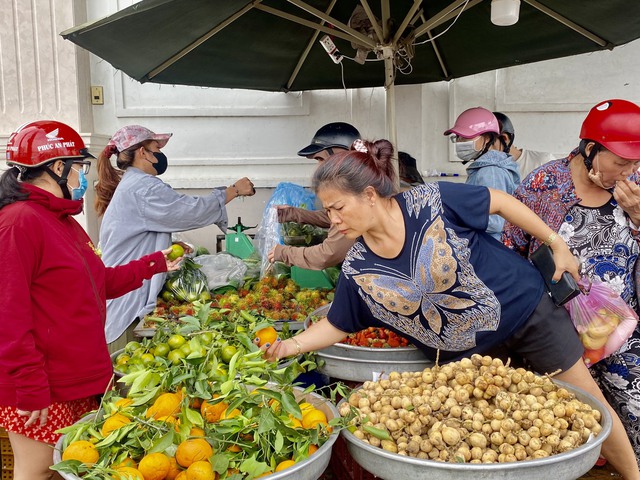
[492,112,515,151]
[297,122,361,157]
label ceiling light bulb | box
[491,0,521,26]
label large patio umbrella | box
[61,0,640,147]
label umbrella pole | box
[382,46,400,188]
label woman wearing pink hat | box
[444,107,520,240]
[94,125,256,349]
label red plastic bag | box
[565,278,638,367]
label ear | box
[584,142,595,157]
[363,186,377,203]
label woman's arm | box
[489,189,579,281]
[263,317,348,361]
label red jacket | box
[0,184,166,410]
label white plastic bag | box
[193,253,247,290]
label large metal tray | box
[53,388,339,480]
[340,379,612,480]
[305,304,433,382]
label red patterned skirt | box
[0,397,99,444]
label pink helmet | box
[444,107,500,138]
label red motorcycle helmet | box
[580,99,640,159]
[6,120,93,168]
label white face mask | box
[455,139,482,163]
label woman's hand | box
[614,179,640,226]
[549,240,580,282]
[17,408,48,427]
[161,247,183,272]
[268,246,277,263]
[232,177,256,197]
[262,338,297,362]
[276,205,294,223]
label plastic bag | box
[193,253,247,290]
[254,182,317,277]
[565,278,639,366]
[165,257,209,302]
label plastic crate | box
[329,435,377,480]
[291,266,333,289]
[1,470,12,480]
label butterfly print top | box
[327,182,545,362]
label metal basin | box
[305,304,433,382]
[340,380,612,480]
[53,388,339,480]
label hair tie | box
[352,139,368,153]
[104,143,119,157]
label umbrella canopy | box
[62,0,640,93]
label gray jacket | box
[100,167,228,342]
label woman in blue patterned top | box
[264,138,639,478]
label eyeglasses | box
[72,161,91,175]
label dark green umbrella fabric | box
[61,0,640,92]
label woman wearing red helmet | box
[504,99,640,471]
[444,107,521,241]
[0,121,182,480]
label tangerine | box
[166,457,183,480]
[186,460,217,480]
[113,457,137,469]
[146,392,182,419]
[301,409,328,429]
[102,413,131,436]
[175,438,213,468]
[112,466,144,480]
[219,408,241,420]
[201,397,228,423]
[253,327,278,347]
[168,244,185,261]
[62,440,99,465]
[138,452,171,480]
[275,459,295,471]
[308,444,319,455]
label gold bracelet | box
[291,337,302,355]
[543,232,558,247]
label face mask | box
[148,151,168,175]
[455,139,481,163]
[70,168,88,200]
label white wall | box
[2,0,640,253]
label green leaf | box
[128,370,152,395]
[149,430,175,453]
[220,379,235,395]
[257,407,276,434]
[280,391,301,419]
[210,453,230,475]
[274,430,284,453]
[131,387,159,406]
[185,407,203,426]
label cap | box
[297,122,361,157]
[398,152,424,185]
[580,99,640,159]
[108,125,172,153]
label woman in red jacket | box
[0,121,181,480]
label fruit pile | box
[339,355,604,463]
[211,276,333,321]
[55,303,341,479]
[307,316,412,349]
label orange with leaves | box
[200,396,228,423]
[186,460,217,480]
[146,392,182,419]
[138,452,171,480]
[175,438,213,468]
[62,440,99,465]
[112,466,144,480]
[101,413,131,436]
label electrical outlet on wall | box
[91,86,104,105]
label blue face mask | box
[70,168,88,200]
